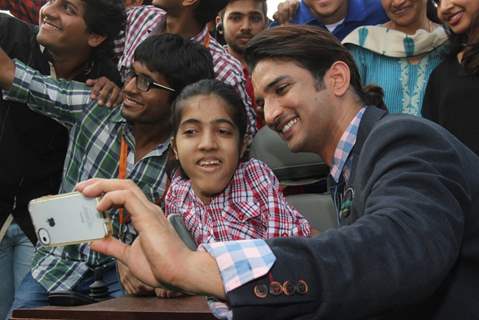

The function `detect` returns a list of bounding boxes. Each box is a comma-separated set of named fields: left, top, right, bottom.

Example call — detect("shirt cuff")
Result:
left=200, top=239, right=276, bottom=293
left=2, top=59, right=34, bottom=104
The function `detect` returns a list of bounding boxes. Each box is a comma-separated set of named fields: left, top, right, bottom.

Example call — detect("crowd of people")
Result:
left=0, top=0, right=478, bottom=319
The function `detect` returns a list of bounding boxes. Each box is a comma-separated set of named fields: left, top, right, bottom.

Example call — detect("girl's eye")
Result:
left=218, top=128, right=233, bottom=135
left=183, top=128, right=197, bottom=136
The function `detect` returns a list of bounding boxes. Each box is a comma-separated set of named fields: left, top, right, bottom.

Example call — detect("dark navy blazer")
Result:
left=227, top=107, right=479, bottom=319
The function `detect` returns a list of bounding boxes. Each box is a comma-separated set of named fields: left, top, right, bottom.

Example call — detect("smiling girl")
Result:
left=422, top=0, right=479, bottom=155
left=165, top=79, right=311, bottom=246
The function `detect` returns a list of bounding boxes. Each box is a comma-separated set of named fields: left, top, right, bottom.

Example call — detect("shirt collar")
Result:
left=191, top=25, right=209, bottom=43
left=330, top=107, right=366, bottom=183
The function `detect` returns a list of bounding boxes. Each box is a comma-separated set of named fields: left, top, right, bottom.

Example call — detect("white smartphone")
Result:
left=29, top=192, right=111, bottom=247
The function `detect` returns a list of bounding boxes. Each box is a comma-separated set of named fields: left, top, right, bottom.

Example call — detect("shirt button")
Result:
left=269, top=281, right=283, bottom=296
left=253, top=284, right=268, bottom=298
left=296, top=280, right=309, bottom=295
left=282, top=280, right=295, bottom=296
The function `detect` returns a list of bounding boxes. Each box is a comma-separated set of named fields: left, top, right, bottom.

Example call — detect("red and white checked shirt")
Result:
left=1, top=0, right=46, bottom=24
left=114, top=6, right=256, bottom=136
left=165, top=159, right=311, bottom=245
left=114, top=5, right=165, bottom=79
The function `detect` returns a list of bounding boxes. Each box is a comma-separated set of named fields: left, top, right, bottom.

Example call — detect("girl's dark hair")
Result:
left=443, top=9, right=479, bottom=75
left=134, top=34, right=215, bottom=100
left=82, top=0, right=126, bottom=63
left=170, top=79, right=247, bottom=142
left=244, top=25, right=385, bottom=108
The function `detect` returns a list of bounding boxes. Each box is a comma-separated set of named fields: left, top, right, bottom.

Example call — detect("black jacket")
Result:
left=0, top=14, right=121, bottom=242
left=228, top=107, right=479, bottom=319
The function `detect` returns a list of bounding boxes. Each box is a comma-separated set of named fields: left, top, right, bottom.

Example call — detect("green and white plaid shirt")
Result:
left=4, top=59, right=169, bottom=292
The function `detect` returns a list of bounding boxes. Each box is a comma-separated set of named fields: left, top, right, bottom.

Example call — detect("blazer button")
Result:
left=253, top=284, right=268, bottom=298
left=269, top=281, right=283, bottom=296
left=282, top=280, right=295, bottom=296
left=296, top=280, right=309, bottom=295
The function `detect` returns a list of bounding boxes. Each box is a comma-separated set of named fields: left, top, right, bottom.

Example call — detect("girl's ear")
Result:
left=239, top=135, right=251, bottom=159
left=171, top=137, right=179, bottom=160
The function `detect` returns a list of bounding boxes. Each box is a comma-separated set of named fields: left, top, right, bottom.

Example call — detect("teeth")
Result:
left=282, top=118, right=298, bottom=133
left=199, top=160, right=220, bottom=166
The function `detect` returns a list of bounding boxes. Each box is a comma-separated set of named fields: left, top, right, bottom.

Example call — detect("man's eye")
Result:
left=229, top=15, right=242, bottom=22
left=276, top=84, right=289, bottom=96
left=63, top=4, right=76, bottom=14
left=251, top=15, right=263, bottom=23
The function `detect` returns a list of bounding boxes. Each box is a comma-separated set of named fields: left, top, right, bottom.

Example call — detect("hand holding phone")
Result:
left=29, top=192, right=111, bottom=247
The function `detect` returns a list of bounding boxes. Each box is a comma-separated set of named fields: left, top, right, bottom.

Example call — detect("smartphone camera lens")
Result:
left=38, top=228, right=51, bottom=245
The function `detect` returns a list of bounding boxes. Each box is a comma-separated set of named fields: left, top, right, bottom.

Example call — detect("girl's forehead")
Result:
left=180, top=94, right=235, bottom=123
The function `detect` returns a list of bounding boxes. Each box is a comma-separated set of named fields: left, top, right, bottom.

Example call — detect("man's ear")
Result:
left=87, top=33, right=107, bottom=49
left=325, top=61, right=351, bottom=97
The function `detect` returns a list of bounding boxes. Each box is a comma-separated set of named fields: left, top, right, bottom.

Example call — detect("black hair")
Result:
left=133, top=33, right=215, bottom=100
left=194, top=0, right=228, bottom=26
left=171, top=79, right=247, bottom=142
left=219, top=0, right=268, bottom=19
left=245, top=25, right=385, bottom=108
left=82, top=0, right=126, bottom=62
left=443, top=17, right=479, bottom=75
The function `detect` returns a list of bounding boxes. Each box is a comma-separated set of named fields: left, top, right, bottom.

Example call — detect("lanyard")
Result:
left=118, top=135, right=128, bottom=226
left=203, top=32, right=210, bottom=49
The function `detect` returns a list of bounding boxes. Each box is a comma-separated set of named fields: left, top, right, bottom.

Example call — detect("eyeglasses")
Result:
left=125, top=70, right=176, bottom=93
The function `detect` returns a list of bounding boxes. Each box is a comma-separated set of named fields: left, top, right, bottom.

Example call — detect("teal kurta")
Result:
left=343, top=25, right=448, bottom=116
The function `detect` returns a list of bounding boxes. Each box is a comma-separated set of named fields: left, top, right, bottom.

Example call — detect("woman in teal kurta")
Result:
left=342, top=0, right=448, bottom=116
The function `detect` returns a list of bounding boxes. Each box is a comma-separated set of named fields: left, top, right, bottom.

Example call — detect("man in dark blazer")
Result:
left=76, top=25, right=479, bottom=320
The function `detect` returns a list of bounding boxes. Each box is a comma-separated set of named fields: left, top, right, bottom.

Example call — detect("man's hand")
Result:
left=272, top=0, right=300, bottom=25
left=86, top=77, right=123, bottom=107
left=0, top=47, right=15, bottom=90
left=117, top=261, right=155, bottom=296
left=76, top=178, right=226, bottom=299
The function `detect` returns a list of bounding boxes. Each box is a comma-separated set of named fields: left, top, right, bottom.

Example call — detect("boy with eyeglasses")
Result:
left=0, top=33, right=215, bottom=311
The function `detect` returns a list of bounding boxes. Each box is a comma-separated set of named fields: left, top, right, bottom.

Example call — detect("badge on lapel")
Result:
left=339, top=187, right=354, bottom=221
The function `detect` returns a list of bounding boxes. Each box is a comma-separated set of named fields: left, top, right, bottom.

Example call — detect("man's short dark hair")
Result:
left=193, top=0, right=228, bottom=26
left=245, top=25, right=385, bottom=108
left=220, top=0, right=268, bottom=20
left=82, top=0, right=126, bottom=61
left=133, top=33, right=215, bottom=100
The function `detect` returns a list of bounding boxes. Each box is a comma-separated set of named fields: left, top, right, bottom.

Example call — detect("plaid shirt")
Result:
left=4, top=59, right=169, bottom=292
left=166, top=159, right=310, bottom=245
left=1, top=0, right=45, bottom=24
left=114, top=5, right=165, bottom=79
left=199, top=108, right=367, bottom=303
left=114, top=6, right=256, bottom=136
left=330, top=107, right=366, bottom=183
